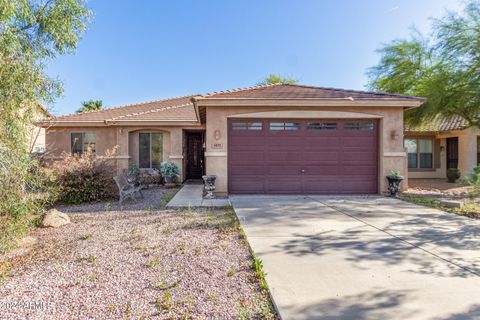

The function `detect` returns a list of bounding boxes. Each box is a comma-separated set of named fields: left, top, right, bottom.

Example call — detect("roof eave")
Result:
left=39, top=119, right=200, bottom=127
left=193, top=97, right=426, bottom=108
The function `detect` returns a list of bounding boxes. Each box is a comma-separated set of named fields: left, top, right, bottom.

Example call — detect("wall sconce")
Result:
left=391, top=130, right=400, bottom=140
left=214, top=130, right=221, bottom=140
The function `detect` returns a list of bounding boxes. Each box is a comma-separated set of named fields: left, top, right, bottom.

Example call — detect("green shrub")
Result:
left=464, top=165, right=480, bottom=196
left=54, top=149, right=116, bottom=204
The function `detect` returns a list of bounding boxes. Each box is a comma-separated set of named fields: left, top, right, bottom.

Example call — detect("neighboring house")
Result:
left=404, top=115, right=480, bottom=179
left=39, top=84, right=425, bottom=195
left=29, top=104, right=51, bottom=153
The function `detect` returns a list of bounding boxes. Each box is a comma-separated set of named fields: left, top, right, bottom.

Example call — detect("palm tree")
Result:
left=257, top=74, right=298, bottom=86
left=76, top=100, right=103, bottom=113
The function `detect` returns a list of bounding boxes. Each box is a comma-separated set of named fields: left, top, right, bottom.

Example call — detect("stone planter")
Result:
left=447, top=168, right=460, bottom=183
left=386, top=175, right=404, bottom=197
left=202, top=175, right=217, bottom=199
left=164, top=176, right=176, bottom=188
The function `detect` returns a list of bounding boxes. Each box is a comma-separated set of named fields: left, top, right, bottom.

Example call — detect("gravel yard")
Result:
left=0, top=188, right=276, bottom=319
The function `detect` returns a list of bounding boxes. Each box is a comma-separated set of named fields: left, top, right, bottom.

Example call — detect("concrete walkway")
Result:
left=166, top=184, right=230, bottom=208
left=231, top=195, right=480, bottom=320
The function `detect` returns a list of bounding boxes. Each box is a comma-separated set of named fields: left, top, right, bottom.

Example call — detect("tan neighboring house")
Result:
left=29, top=104, right=51, bottom=154
left=39, top=84, right=425, bottom=195
left=404, top=115, right=480, bottom=179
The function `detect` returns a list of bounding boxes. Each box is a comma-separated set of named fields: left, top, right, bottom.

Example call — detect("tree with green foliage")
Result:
left=367, top=0, right=480, bottom=128
left=76, top=100, right=103, bottom=113
left=257, top=74, right=298, bottom=86
left=0, top=0, right=91, bottom=253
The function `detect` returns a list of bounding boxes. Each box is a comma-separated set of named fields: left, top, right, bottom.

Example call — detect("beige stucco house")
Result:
left=40, top=84, right=425, bottom=195
left=404, top=115, right=480, bottom=179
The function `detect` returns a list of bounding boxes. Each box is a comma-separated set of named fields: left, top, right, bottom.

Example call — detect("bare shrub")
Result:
left=53, top=149, right=117, bottom=204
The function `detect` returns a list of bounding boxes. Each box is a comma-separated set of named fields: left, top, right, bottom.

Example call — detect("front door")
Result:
left=447, top=137, right=459, bottom=169
left=186, top=132, right=204, bottom=179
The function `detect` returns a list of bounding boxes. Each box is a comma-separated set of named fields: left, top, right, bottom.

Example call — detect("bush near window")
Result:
left=53, top=149, right=116, bottom=204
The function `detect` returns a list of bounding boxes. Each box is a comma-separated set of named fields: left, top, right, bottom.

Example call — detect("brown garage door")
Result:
left=228, top=119, right=378, bottom=194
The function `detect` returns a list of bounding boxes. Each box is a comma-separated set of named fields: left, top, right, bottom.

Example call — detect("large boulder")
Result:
left=41, top=209, right=71, bottom=228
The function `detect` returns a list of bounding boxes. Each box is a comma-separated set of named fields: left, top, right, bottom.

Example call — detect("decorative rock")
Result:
left=16, top=236, right=37, bottom=248
left=41, top=209, right=71, bottom=228
left=440, top=200, right=463, bottom=209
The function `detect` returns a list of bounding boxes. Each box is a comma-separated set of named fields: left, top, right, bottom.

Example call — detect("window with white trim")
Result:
left=405, top=138, right=433, bottom=169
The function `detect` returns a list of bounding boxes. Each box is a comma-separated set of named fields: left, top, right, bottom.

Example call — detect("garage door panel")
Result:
left=303, top=178, right=341, bottom=193
left=342, top=151, right=377, bottom=161
left=342, top=137, right=376, bottom=148
left=230, top=151, right=265, bottom=162
left=303, top=137, right=341, bottom=148
left=266, top=151, right=303, bottom=161
left=304, top=151, right=340, bottom=161
left=266, top=165, right=304, bottom=175
left=230, top=138, right=266, bottom=147
left=266, top=178, right=302, bottom=193
left=303, top=166, right=341, bottom=175
left=265, top=137, right=305, bottom=147
left=341, top=165, right=377, bottom=175
left=230, top=165, right=265, bottom=176
left=228, top=119, right=378, bottom=194
left=342, top=179, right=377, bottom=193
left=230, top=178, right=265, bottom=193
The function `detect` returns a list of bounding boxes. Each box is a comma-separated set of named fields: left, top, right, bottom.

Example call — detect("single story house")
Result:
left=404, top=114, right=480, bottom=179
left=40, top=84, right=425, bottom=195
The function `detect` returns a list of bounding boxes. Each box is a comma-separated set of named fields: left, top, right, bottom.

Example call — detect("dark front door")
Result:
left=228, top=119, right=378, bottom=194
left=447, top=137, right=459, bottom=169
left=186, top=132, right=204, bottom=179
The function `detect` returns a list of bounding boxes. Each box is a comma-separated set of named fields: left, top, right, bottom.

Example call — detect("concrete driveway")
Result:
left=230, top=195, right=480, bottom=320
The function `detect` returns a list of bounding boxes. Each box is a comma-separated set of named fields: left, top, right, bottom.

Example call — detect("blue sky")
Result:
left=46, top=0, right=463, bottom=115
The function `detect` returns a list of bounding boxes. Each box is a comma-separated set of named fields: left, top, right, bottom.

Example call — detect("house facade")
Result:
left=404, top=115, right=480, bottom=179
left=40, top=84, right=425, bottom=195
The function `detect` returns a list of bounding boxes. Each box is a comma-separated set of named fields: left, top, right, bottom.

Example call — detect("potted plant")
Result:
left=202, top=175, right=217, bottom=199
left=160, top=161, right=179, bottom=187
left=447, top=168, right=460, bottom=183
left=386, top=170, right=404, bottom=197
left=127, top=163, right=140, bottom=187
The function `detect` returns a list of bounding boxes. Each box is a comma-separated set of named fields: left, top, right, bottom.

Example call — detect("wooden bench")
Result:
left=113, top=174, right=144, bottom=205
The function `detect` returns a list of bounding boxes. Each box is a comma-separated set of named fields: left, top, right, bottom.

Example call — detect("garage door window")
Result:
left=270, top=122, right=300, bottom=131
left=344, top=122, right=375, bottom=131
left=307, top=122, right=337, bottom=131
left=232, top=122, right=262, bottom=130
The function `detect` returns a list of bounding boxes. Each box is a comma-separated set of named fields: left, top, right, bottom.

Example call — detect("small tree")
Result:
left=77, top=100, right=103, bottom=113
left=0, top=0, right=91, bottom=253
left=257, top=74, right=298, bottom=86
left=367, top=1, right=480, bottom=128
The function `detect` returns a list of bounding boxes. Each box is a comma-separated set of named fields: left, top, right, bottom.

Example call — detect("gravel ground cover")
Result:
left=0, top=188, right=276, bottom=319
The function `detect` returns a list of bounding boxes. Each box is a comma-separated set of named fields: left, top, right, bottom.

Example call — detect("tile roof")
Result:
left=50, top=95, right=197, bottom=122
left=45, top=84, right=425, bottom=125
left=405, top=114, right=469, bottom=132
left=198, top=83, right=426, bottom=101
